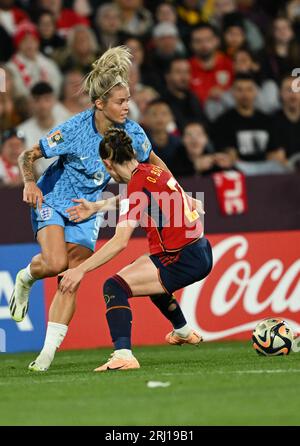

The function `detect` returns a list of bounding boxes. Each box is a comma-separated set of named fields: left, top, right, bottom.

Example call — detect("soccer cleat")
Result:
left=165, top=329, right=203, bottom=346
left=28, top=361, right=49, bottom=372
left=9, top=269, right=32, bottom=322
left=28, top=352, right=53, bottom=372
left=94, top=353, right=140, bottom=372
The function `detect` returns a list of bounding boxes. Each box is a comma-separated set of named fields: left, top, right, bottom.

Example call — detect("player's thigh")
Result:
left=67, top=243, right=93, bottom=268
left=36, top=225, right=68, bottom=271
left=118, top=255, right=165, bottom=296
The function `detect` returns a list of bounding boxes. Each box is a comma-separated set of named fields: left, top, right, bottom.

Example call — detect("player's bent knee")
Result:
left=103, top=275, right=132, bottom=309
left=44, top=257, right=68, bottom=276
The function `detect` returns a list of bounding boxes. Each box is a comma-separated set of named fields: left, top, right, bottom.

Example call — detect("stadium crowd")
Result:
left=1, top=0, right=300, bottom=187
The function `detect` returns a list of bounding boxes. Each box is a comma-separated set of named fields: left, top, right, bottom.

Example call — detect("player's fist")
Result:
left=23, top=181, right=43, bottom=209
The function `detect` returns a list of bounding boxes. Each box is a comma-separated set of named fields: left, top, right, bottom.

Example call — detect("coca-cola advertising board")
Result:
left=42, top=231, right=300, bottom=350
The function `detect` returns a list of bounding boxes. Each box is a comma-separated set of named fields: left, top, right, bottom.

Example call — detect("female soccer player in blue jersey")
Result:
left=59, top=128, right=212, bottom=371
left=11, top=46, right=187, bottom=372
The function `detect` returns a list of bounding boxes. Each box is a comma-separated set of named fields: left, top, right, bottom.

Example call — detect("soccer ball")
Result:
left=252, top=318, right=294, bottom=356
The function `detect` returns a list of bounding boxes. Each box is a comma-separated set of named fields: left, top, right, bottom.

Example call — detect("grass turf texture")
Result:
left=1, top=341, right=300, bottom=426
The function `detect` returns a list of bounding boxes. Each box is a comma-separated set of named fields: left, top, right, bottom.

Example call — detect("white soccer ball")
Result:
left=252, top=318, right=294, bottom=356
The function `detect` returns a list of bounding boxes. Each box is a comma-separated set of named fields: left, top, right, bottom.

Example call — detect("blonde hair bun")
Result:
left=85, top=46, right=132, bottom=102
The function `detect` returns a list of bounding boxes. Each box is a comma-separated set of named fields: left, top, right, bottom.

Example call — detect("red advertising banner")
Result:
left=44, top=231, right=300, bottom=349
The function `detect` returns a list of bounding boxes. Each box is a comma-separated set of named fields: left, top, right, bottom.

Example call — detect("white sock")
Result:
left=114, top=349, right=133, bottom=359
left=37, top=322, right=68, bottom=365
left=22, top=264, right=36, bottom=286
left=174, top=324, right=191, bottom=338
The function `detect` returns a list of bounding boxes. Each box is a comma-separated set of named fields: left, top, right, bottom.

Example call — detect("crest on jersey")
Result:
left=39, top=207, right=53, bottom=221
left=47, top=130, right=64, bottom=148
left=142, top=139, right=150, bottom=153
left=216, top=70, right=230, bottom=86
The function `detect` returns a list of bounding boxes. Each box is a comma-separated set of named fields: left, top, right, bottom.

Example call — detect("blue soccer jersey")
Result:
left=38, top=109, right=152, bottom=218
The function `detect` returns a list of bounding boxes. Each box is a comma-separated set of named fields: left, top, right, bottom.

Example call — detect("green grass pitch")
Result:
left=1, top=341, right=300, bottom=426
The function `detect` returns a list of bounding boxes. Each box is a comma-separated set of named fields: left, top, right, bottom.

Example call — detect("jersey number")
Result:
left=167, top=177, right=199, bottom=223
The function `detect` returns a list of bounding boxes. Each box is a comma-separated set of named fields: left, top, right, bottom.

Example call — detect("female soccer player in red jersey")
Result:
left=60, top=128, right=213, bottom=371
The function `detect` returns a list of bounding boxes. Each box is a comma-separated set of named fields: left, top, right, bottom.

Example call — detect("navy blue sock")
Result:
left=103, top=275, right=132, bottom=350
left=150, top=294, right=187, bottom=329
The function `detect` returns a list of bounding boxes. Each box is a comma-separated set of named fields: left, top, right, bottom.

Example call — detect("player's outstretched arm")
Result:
left=18, top=144, right=44, bottom=209
left=59, top=220, right=136, bottom=293
left=65, top=195, right=121, bottom=223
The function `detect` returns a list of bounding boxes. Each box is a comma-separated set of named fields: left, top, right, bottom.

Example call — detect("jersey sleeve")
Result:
left=39, top=119, right=76, bottom=159
left=129, top=122, right=152, bottom=162
left=118, top=172, right=148, bottom=225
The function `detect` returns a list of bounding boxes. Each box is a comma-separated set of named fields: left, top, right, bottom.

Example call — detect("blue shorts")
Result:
left=31, top=204, right=103, bottom=252
left=150, top=237, right=213, bottom=295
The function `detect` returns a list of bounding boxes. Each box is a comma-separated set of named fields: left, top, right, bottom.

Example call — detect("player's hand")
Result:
left=66, top=198, right=97, bottom=222
left=59, top=267, right=85, bottom=294
left=23, top=181, right=43, bottom=209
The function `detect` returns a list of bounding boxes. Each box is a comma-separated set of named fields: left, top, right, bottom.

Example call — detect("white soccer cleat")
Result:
left=9, top=269, right=32, bottom=322
left=28, top=353, right=53, bottom=372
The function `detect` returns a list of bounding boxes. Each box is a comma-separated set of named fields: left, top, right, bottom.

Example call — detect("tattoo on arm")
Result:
left=18, top=145, right=43, bottom=183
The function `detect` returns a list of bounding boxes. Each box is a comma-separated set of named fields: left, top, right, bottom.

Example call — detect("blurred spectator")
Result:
left=155, top=2, right=177, bottom=26
left=162, top=56, right=206, bottom=132
left=30, top=0, right=89, bottom=37
left=263, top=16, right=300, bottom=84
left=189, top=23, right=234, bottom=105
left=133, top=85, right=159, bottom=125
left=61, top=69, right=90, bottom=115
left=115, top=0, right=153, bottom=37
left=205, top=48, right=280, bottom=120
left=0, top=65, right=28, bottom=131
left=36, top=9, right=66, bottom=58
left=0, top=0, right=28, bottom=35
left=55, top=24, right=98, bottom=74
left=212, top=73, right=272, bottom=164
left=174, top=0, right=203, bottom=47
left=6, top=21, right=63, bottom=97
left=287, top=0, right=300, bottom=23
left=237, top=0, right=271, bottom=31
left=148, top=22, right=186, bottom=91
left=0, top=0, right=29, bottom=61
left=169, top=121, right=218, bottom=177
left=210, top=0, right=264, bottom=51
left=222, top=12, right=247, bottom=57
left=124, top=36, right=162, bottom=90
left=17, top=82, right=70, bottom=177
left=0, top=127, right=24, bottom=186
left=267, top=75, right=300, bottom=170
left=93, top=3, right=122, bottom=54
left=143, top=99, right=181, bottom=164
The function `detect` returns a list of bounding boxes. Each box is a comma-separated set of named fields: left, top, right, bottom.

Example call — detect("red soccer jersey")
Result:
left=189, top=52, right=234, bottom=104
left=118, top=164, right=203, bottom=255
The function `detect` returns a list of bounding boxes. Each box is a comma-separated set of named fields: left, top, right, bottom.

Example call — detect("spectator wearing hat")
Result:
left=189, top=23, right=234, bottom=106
left=6, top=21, right=63, bottom=97
left=148, top=22, right=186, bottom=92
left=17, top=81, right=70, bottom=178
left=0, top=127, right=25, bottom=186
